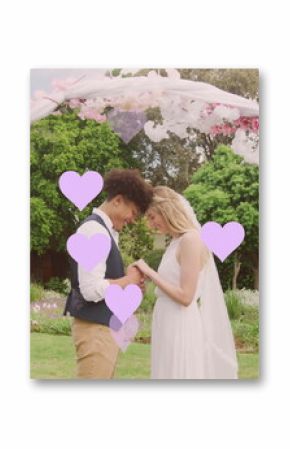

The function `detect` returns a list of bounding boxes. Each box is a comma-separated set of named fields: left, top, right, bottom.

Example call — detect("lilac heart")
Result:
left=59, top=171, right=103, bottom=210
left=201, top=221, right=245, bottom=262
left=109, top=314, right=123, bottom=332
left=109, top=314, right=140, bottom=352
left=107, top=110, right=146, bottom=144
left=105, top=284, right=143, bottom=324
left=66, top=232, right=111, bottom=271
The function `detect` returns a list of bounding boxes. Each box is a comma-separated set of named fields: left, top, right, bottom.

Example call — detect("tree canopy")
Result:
left=30, top=110, right=135, bottom=255
left=184, top=145, right=259, bottom=289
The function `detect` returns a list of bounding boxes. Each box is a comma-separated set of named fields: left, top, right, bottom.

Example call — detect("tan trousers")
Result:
left=71, top=318, right=119, bottom=379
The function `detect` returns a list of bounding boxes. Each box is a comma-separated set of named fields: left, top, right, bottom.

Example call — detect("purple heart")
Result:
left=59, top=171, right=103, bottom=210
left=109, top=314, right=140, bottom=352
left=107, top=110, right=146, bottom=144
left=66, top=232, right=111, bottom=271
left=105, top=284, right=143, bottom=324
left=201, top=221, right=245, bottom=262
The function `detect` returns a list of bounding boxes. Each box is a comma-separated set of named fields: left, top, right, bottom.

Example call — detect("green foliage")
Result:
left=30, top=283, right=44, bottom=302
left=130, top=69, right=259, bottom=100
left=232, top=321, right=259, bottom=353
left=30, top=198, right=58, bottom=255
left=121, top=252, right=135, bottom=270
left=30, top=110, right=135, bottom=255
left=119, top=217, right=154, bottom=263
left=44, top=277, right=70, bottom=295
left=30, top=281, right=258, bottom=353
left=224, top=290, right=259, bottom=352
left=179, top=68, right=259, bottom=100
left=144, top=249, right=164, bottom=271
left=31, top=293, right=71, bottom=335
left=184, top=145, right=259, bottom=289
left=225, top=290, right=248, bottom=320
left=31, top=315, right=72, bottom=336
left=139, top=282, right=156, bottom=313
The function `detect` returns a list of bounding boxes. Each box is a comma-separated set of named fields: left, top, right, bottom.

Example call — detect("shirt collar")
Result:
left=92, top=207, right=118, bottom=236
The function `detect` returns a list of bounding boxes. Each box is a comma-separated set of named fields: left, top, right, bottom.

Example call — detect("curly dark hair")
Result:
left=103, top=169, right=153, bottom=214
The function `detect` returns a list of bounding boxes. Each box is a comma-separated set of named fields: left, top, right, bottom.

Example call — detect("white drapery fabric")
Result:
left=31, top=71, right=259, bottom=164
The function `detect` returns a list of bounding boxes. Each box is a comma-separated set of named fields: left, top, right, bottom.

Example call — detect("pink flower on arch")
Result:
left=252, top=118, right=259, bottom=132
left=69, top=98, right=82, bottom=108
left=78, top=107, right=107, bottom=122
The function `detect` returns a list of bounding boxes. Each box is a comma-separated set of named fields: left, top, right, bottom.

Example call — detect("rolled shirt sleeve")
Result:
left=77, top=220, right=112, bottom=303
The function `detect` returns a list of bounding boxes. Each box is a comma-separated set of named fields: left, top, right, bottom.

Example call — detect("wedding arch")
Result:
left=31, top=69, right=259, bottom=164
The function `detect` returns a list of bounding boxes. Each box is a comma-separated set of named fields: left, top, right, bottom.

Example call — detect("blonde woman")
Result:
left=133, top=186, right=238, bottom=379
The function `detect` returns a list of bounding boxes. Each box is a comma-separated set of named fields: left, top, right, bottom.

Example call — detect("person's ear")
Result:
left=112, top=194, right=122, bottom=207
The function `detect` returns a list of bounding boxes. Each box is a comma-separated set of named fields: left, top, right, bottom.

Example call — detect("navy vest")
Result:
left=63, top=214, right=125, bottom=326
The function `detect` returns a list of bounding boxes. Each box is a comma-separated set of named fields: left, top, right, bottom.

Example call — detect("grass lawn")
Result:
left=31, top=333, right=259, bottom=380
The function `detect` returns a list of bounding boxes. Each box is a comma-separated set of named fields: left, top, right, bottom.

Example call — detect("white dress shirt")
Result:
left=77, top=208, right=120, bottom=302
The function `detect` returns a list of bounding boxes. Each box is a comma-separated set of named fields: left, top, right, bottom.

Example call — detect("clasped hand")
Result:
left=126, top=259, right=153, bottom=293
left=126, top=265, right=146, bottom=293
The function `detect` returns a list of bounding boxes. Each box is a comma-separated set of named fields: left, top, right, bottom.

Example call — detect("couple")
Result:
left=64, top=168, right=238, bottom=380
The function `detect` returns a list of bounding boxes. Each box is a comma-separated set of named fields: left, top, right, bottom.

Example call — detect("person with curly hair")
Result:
left=64, top=168, right=153, bottom=379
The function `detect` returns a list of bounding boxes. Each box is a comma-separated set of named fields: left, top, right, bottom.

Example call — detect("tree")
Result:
left=184, top=145, right=259, bottom=289
left=118, top=68, right=259, bottom=185
left=126, top=128, right=202, bottom=193
left=118, top=68, right=259, bottom=99
left=119, top=217, right=154, bottom=267
left=30, top=110, right=136, bottom=256
left=179, top=69, right=259, bottom=100
left=31, top=110, right=162, bottom=283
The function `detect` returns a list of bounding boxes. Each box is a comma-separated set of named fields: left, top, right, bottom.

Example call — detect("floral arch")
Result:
left=31, top=69, right=259, bottom=164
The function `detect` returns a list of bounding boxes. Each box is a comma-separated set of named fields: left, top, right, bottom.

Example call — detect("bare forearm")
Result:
left=148, top=269, right=190, bottom=306
left=108, top=275, right=135, bottom=288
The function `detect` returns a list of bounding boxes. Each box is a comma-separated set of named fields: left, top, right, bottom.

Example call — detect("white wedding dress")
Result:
left=151, top=235, right=238, bottom=380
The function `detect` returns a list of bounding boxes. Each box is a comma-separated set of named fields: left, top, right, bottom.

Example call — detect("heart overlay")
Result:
left=105, top=284, right=143, bottom=324
left=109, top=314, right=140, bottom=352
left=59, top=170, right=103, bottom=210
left=201, top=221, right=245, bottom=262
left=107, top=110, right=147, bottom=144
left=66, top=232, right=111, bottom=271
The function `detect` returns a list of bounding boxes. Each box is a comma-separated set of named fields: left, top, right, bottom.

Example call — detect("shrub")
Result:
left=44, top=277, right=70, bottom=295
left=30, top=283, right=44, bottom=302
left=225, top=290, right=245, bottom=320
left=31, top=315, right=72, bottom=336
left=31, top=295, right=71, bottom=335
left=139, top=281, right=156, bottom=313
left=144, top=249, right=164, bottom=271
left=231, top=320, right=259, bottom=352
left=119, top=217, right=154, bottom=262
left=225, top=289, right=259, bottom=320
left=236, top=289, right=259, bottom=306
left=121, top=252, right=135, bottom=270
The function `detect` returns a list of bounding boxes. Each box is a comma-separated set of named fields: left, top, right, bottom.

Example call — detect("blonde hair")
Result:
left=150, top=186, right=210, bottom=267
left=149, top=186, right=198, bottom=236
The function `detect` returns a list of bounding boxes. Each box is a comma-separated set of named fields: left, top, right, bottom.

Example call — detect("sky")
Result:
left=30, top=68, right=138, bottom=95
left=30, top=68, right=111, bottom=95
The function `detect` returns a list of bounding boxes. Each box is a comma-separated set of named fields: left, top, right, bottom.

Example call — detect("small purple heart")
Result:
left=59, top=171, right=103, bottom=210
left=109, top=314, right=123, bottom=332
left=109, top=314, right=140, bottom=352
left=201, top=221, right=245, bottom=262
left=67, top=232, right=111, bottom=271
left=105, top=284, right=143, bottom=324
left=107, top=110, right=147, bottom=144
